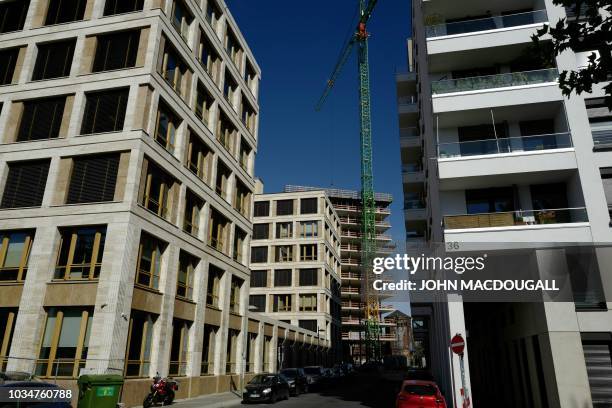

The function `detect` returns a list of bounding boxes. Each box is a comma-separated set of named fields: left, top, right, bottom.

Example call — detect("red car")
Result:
left=396, top=380, right=447, bottom=408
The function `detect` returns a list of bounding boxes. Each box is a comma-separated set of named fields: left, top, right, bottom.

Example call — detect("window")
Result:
left=0, top=47, right=19, bottom=85
left=250, top=246, right=268, bottom=263
left=81, top=88, right=129, bottom=134
left=230, top=276, right=243, bottom=313
left=104, top=0, right=143, bottom=16
left=0, top=0, right=29, bottom=33
left=216, top=111, right=236, bottom=154
left=140, top=160, right=174, bottom=219
left=17, top=96, right=66, bottom=141
left=276, top=222, right=292, bottom=239
left=275, top=245, right=293, bottom=263
left=250, top=270, right=267, bottom=288
left=205, top=0, right=221, bottom=30
left=276, top=200, right=293, bottom=216
left=160, top=43, right=188, bottom=94
left=224, top=27, right=242, bottom=69
left=93, top=30, right=140, bottom=72
left=274, top=269, right=291, bottom=287
left=246, top=332, right=256, bottom=373
left=215, top=160, right=231, bottom=199
left=208, top=209, right=229, bottom=253
left=176, top=251, right=198, bottom=300
left=171, top=0, right=193, bottom=41
left=45, top=0, right=86, bottom=25
left=299, top=221, right=318, bottom=238
left=195, top=83, right=213, bottom=126
left=240, top=96, right=256, bottom=133
left=273, top=294, right=291, bottom=312
left=183, top=190, right=203, bottom=237
left=154, top=101, right=181, bottom=153
left=226, top=328, right=239, bottom=374
left=32, top=39, right=76, bottom=80
left=201, top=324, right=217, bottom=375
left=299, top=294, right=317, bottom=312
left=0, top=308, right=17, bottom=371
left=299, top=268, right=318, bottom=286
left=198, top=31, right=221, bottom=84
left=244, top=61, right=256, bottom=92
left=252, top=224, right=269, bottom=240
left=135, top=232, right=165, bottom=290
left=0, top=230, right=33, bottom=282
left=1, top=160, right=50, bottom=209
left=239, top=140, right=251, bottom=171
left=301, top=198, right=318, bottom=214
left=55, top=226, right=106, bottom=280
left=36, top=307, right=92, bottom=378
left=67, top=154, right=120, bottom=204
left=206, top=265, right=223, bottom=308
left=185, top=132, right=212, bottom=183
left=300, top=244, right=317, bottom=261
left=169, top=319, right=190, bottom=376
left=298, top=320, right=317, bottom=332
left=233, top=228, right=246, bottom=263
left=124, top=311, right=155, bottom=377
left=465, top=187, right=515, bottom=214
left=223, top=70, right=237, bottom=107
left=254, top=201, right=269, bottom=217
left=249, top=295, right=265, bottom=312
left=234, top=181, right=251, bottom=217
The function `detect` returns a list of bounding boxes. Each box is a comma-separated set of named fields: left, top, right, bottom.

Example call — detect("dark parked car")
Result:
left=303, top=366, right=323, bottom=389
left=279, top=368, right=308, bottom=395
left=243, top=374, right=290, bottom=404
left=0, top=380, right=72, bottom=408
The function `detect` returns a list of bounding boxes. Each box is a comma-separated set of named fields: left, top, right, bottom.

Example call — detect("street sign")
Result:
left=450, top=334, right=465, bottom=355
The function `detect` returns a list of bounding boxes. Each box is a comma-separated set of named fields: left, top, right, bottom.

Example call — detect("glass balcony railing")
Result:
left=432, top=68, right=558, bottom=95
left=438, top=132, right=573, bottom=158
left=405, top=199, right=426, bottom=209
left=426, top=9, right=548, bottom=38
left=592, top=128, right=612, bottom=147
left=444, top=207, right=588, bottom=230
left=400, top=127, right=419, bottom=138
left=402, top=164, right=423, bottom=173
left=398, top=95, right=418, bottom=105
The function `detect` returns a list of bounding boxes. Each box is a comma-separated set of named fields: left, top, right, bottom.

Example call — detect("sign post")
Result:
left=450, top=334, right=471, bottom=408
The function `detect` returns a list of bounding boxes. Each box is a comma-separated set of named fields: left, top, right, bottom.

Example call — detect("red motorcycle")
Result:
left=143, top=375, right=178, bottom=407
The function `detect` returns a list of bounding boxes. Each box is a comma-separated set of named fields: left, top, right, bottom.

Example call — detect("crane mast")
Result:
left=316, top=0, right=381, bottom=362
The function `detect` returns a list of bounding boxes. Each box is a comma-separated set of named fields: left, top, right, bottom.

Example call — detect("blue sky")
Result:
left=226, top=0, right=412, bottom=244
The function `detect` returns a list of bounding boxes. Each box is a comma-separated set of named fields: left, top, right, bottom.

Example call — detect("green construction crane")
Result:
left=315, top=0, right=381, bottom=362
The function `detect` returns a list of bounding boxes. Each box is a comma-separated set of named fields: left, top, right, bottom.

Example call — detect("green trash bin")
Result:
left=77, top=374, right=124, bottom=408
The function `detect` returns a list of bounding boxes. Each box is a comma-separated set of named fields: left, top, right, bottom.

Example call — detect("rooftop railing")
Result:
left=426, top=9, right=548, bottom=38
left=438, top=132, right=573, bottom=158
left=443, top=207, right=588, bottom=230
left=432, top=68, right=558, bottom=95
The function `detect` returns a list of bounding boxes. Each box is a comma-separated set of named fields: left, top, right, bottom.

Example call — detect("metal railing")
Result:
left=398, top=95, right=418, bottom=105
left=443, top=207, right=588, bottom=230
left=438, top=132, right=573, bottom=158
left=592, top=128, right=612, bottom=147
left=432, top=68, right=558, bottom=95
left=426, top=9, right=548, bottom=37
left=402, top=163, right=423, bottom=173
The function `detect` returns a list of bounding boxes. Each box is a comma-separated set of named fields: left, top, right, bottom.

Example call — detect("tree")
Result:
left=532, top=0, right=612, bottom=109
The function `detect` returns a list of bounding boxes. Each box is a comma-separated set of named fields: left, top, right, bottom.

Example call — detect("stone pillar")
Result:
left=186, top=260, right=209, bottom=377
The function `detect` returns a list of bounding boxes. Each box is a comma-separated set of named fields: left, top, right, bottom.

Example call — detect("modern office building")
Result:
left=0, top=0, right=328, bottom=406
left=402, top=1, right=612, bottom=407
left=284, top=185, right=396, bottom=363
left=249, top=188, right=343, bottom=364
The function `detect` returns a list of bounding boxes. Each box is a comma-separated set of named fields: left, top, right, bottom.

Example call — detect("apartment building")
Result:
left=249, top=188, right=343, bottom=364
left=402, top=1, right=612, bottom=407
left=283, top=185, right=396, bottom=363
left=0, top=0, right=329, bottom=406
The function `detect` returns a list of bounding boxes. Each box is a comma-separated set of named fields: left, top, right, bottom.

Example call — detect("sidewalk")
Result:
left=169, top=391, right=242, bottom=408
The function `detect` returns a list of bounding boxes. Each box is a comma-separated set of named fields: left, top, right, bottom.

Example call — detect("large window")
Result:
left=195, top=83, right=213, bottom=126
left=299, top=294, right=317, bottom=312
left=300, top=244, right=317, bottom=261
left=250, top=246, right=268, bottom=263
left=223, top=70, right=237, bottom=107
left=55, top=226, right=106, bottom=280
left=0, top=230, right=33, bottom=282
left=233, top=228, right=246, bottom=264
left=276, top=222, right=292, bottom=239
left=205, top=0, right=222, bottom=31
left=215, top=160, right=231, bottom=199
left=0, top=0, right=29, bottom=33
left=250, top=270, right=267, bottom=288
left=104, top=0, right=143, bottom=16
left=276, top=200, right=293, bottom=216
left=169, top=318, right=190, bottom=376
left=465, top=187, right=514, bottom=214
left=81, top=88, right=129, bottom=134
left=274, top=269, right=291, bottom=287
left=155, top=101, right=181, bottom=154
left=17, top=96, right=67, bottom=141
left=0, top=309, right=17, bottom=371
left=239, top=140, right=251, bottom=172
left=299, top=268, right=318, bottom=286
left=160, top=43, right=188, bottom=95
left=275, top=245, right=293, bottom=263
left=93, top=30, right=140, bottom=72
left=234, top=181, right=251, bottom=217
left=140, top=160, right=174, bottom=219
left=299, top=221, right=319, bottom=238
left=299, top=320, right=317, bottom=332
left=176, top=251, right=198, bottom=300
left=198, top=31, right=220, bottom=84
left=171, top=0, right=193, bottom=41
left=201, top=324, right=217, bottom=375
left=273, top=294, right=291, bottom=312
left=216, top=111, right=236, bottom=154
left=185, top=132, right=212, bottom=183
left=249, top=295, right=266, bottom=312
left=301, top=198, right=318, bottom=214
left=67, top=154, right=120, bottom=204
left=124, top=310, right=155, bottom=378
left=36, top=307, right=92, bottom=378
left=183, top=190, right=203, bottom=237
left=45, top=0, right=86, bottom=25
left=206, top=265, right=223, bottom=308
left=208, top=209, right=229, bottom=253
left=240, top=96, right=256, bottom=133
left=226, top=329, right=239, bottom=374
left=224, top=27, right=242, bottom=69
left=135, top=233, right=166, bottom=290
left=0, top=47, right=19, bottom=85
left=1, top=160, right=50, bottom=209
left=230, top=276, right=243, bottom=314
left=252, top=224, right=269, bottom=240
left=253, top=201, right=269, bottom=217
left=32, top=39, right=76, bottom=80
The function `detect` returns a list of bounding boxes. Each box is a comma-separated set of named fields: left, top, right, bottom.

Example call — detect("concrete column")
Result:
left=41, top=157, right=61, bottom=208
left=123, top=149, right=145, bottom=206
left=269, top=326, right=278, bottom=373
left=254, top=322, right=264, bottom=373
left=176, top=184, right=187, bottom=230
left=86, top=221, right=140, bottom=374
left=70, top=35, right=87, bottom=78
left=213, top=269, right=231, bottom=375
left=67, top=92, right=86, bottom=138
left=186, top=260, right=209, bottom=377
left=594, top=246, right=612, bottom=307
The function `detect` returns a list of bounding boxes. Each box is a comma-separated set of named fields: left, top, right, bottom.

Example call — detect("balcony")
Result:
left=396, top=71, right=417, bottom=82
left=444, top=208, right=588, bottom=229
left=341, top=272, right=362, bottom=280
left=402, top=164, right=425, bottom=184
left=592, top=128, right=612, bottom=150
left=432, top=69, right=558, bottom=95
left=398, top=95, right=418, bottom=115
left=426, top=10, right=548, bottom=38
left=400, top=127, right=421, bottom=149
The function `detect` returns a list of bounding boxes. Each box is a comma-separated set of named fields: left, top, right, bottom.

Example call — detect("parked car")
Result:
left=332, top=364, right=346, bottom=378
left=303, top=366, right=324, bottom=389
left=279, top=368, right=308, bottom=395
left=0, top=380, right=72, bottom=408
left=243, top=374, right=290, bottom=404
left=396, top=380, right=446, bottom=408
